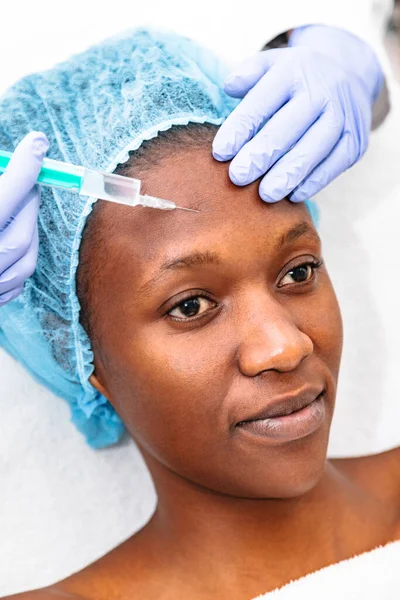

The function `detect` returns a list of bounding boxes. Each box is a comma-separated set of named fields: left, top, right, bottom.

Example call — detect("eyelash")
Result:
left=166, top=291, right=216, bottom=323
left=277, top=258, right=323, bottom=288
left=165, top=258, right=324, bottom=323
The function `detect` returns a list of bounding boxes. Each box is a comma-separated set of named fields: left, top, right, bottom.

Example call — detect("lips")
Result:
left=235, top=386, right=325, bottom=426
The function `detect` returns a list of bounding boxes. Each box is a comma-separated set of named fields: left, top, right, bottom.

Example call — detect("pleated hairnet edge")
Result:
left=68, top=114, right=226, bottom=448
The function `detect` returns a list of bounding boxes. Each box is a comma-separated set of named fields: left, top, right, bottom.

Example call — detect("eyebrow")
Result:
left=277, top=221, right=321, bottom=249
left=159, top=251, right=221, bottom=272
left=138, top=221, right=320, bottom=298
left=137, top=251, right=220, bottom=299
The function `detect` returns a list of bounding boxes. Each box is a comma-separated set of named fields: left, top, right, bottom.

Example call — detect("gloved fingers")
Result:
left=344, top=84, right=371, bottom=160
left=0, top=186, right=40, bottom=275
left=228, top=93, right=321, bottom=186
left=0, top=131, right=49, bottom=227
left=223, top=49, right=282, bottom=98
left=258, top=110, right=343, bottom=202
left=289, top=130, right=355, bottom=202
left=0, top=284, right=24, bottom=306
left=213, top=61, right=291, bottom=161
left=289, top=90, right=371, bottom=203
left=0, top=225, right=39, bottom=296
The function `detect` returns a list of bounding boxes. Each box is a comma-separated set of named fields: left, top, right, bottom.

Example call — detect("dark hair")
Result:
left=76, top=122, right=218, bottom=348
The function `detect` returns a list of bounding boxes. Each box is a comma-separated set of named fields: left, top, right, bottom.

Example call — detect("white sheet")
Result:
left=252, top=540, right=400, bottom=599
left=0, top=1, right=399, bottom=595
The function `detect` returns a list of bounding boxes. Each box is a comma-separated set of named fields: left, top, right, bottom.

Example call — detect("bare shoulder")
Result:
left=1, top=586, right=88, bottom=600
left=48, top=528, right=171, bottom=600
left=332, top=445, right=400, bottom=509
left=2, top=529, right=150, bottom=600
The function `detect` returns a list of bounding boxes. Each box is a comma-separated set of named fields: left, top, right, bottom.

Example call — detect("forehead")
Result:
left=96, top=146, right=314, bottom=279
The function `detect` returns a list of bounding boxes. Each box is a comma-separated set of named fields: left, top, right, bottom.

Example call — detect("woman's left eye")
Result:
left=168, top=296, right=216, bottom=320
left=279, top=260, right=323, bottom=287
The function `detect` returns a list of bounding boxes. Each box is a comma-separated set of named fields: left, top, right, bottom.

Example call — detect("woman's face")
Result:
left=87, top=144, right=343, bottom=499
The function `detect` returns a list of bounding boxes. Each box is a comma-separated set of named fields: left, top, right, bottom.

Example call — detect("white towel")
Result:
left=252, top=540, right=400, bottom=599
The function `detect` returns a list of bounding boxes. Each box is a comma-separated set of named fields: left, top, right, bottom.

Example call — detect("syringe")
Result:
left=0, top=150, right=198, bottom=212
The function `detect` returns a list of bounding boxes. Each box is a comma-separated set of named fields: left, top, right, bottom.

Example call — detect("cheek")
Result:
left=103, top=324, right=233, bottom=458
left=300, top=279, right=343, bottom=375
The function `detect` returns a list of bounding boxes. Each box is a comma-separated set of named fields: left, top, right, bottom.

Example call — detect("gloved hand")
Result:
left=0, top=131, right=49, bottom=306
left=212, top=25, right=384, bottom=203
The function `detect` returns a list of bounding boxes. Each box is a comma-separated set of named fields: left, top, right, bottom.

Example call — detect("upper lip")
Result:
left=235, top=386, right=325, bottom=424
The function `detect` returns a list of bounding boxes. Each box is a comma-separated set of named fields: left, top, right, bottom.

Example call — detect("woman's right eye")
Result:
left=168, top=296, right=216, bottom=320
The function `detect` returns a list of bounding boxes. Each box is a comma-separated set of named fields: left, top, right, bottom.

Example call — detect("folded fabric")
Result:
left=252, top=540, right=400, bottom=599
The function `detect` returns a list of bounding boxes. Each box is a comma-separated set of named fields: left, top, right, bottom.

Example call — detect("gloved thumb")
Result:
left=224, top=49, right=280, bottom=98
left=0, top=131, right=49, bottom=226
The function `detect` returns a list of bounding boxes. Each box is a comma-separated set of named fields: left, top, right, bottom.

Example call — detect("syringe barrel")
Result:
left=80, top=169, right=142, bottom=206
left=39, top=158, right=84, bottom=190
left=0, top=151, right=84, bottom=192
left=0, top=148, right=145, bottom=207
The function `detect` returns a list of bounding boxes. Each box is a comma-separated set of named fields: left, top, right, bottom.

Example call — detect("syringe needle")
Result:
left=174, top=206, right=200, bottom=213
left=139, top=194, right=199, bottom=212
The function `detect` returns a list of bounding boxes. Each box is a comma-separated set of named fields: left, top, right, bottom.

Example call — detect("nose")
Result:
left=237, top=298, right=313, bottom=376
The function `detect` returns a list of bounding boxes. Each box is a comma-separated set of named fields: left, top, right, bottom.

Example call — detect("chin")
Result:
left=218, top=429, right=331, bottom=500
left=230, top=467, right=326, bottom=500
left=196, top=451, right=327, bottom=500
left=263, top=468, right=326, bottom=499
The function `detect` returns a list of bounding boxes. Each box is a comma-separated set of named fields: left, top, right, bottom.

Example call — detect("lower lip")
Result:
left=236, top=393, right=326, bottom=442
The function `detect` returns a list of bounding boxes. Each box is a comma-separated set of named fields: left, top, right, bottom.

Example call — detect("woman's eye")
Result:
left=279, top=261, right=322, bottom=287
left=168, top=296, right=216, bottom=320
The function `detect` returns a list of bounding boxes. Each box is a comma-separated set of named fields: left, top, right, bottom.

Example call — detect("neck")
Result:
left=137, top=453, right=367, bottom=595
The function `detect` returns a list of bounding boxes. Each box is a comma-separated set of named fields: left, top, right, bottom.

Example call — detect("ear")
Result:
left=89, top=372, right=110, bottom=400
left=88, top=351, right=117, bottom=409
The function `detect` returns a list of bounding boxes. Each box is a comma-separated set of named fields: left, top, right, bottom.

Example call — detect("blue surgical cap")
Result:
left=0, top=28, right=319, bottom=449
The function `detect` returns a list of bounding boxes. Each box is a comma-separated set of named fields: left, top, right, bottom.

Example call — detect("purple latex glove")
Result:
left=0, top=131, right=49, bottom=306
left=212, top=25, right=383, bottom=202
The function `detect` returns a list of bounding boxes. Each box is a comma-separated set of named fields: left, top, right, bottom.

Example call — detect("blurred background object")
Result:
left=385, top=0, right=400, bottom=79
